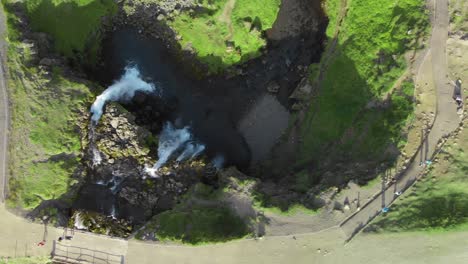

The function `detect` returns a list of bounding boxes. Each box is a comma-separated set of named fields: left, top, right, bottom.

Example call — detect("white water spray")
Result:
left=211, top=154, right=225, bottom=170
left=90, top=66, right=157, bottom=123
left=92, top=148, right=102, bottom=166
left=110, top=204, right=117, bottom=219
left=176, top=142, right=206, bottom=162
left=145, top=122, right=206, bottom=177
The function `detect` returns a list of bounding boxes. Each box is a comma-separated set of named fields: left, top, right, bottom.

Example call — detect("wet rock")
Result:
left=70, top=210, right=133, bottom=237
left=157, top=14, right=165, bottom=21
left=110, top=119, right=119, bottom=129
left=290, top=77, right=313, bottom=100
left=39, top=58, right=60, bottom=67
left=267, top=81, right=280, bottom=93
left=30, top=32, right=52, bottom=57
left=95, top=103, right=151, bottom=162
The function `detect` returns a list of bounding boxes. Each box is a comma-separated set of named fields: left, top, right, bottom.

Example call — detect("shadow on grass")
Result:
left=18, top=0, right=116, bottom=65
left=254, top=37, right=416, bottom=211
left=366, top=191, right=468, bottom=232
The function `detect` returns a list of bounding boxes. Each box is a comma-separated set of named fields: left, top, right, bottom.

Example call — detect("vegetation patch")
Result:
left=252, top=189, right=319, bottom=216
left=23, top=0, right=117, bottom=62
left=3, top=7, right=93, bottom=209
left=366, top=127, right=468, bottom=232
left=149, top=206, right=248, bottom=244
left=169, top=0, right=280, bottom=73
left=449, top=0, right=468, bottom=32
left=69, top=210, right=133, bottom=237
left=137, top=183, right=250, bottom=244
left=298, top=0, right=428, bottom=165
left=0, top=256, right=52, bottom=264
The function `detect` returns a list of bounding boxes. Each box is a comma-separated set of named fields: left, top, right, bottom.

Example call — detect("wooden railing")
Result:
left=52, top=240, right=124, bottom=264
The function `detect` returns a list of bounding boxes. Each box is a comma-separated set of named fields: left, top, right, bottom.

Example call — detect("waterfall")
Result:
left=88, top=65, right=157, bottom=167
left=90, top=66, right=157, bottom=123
left=145, top=122, right=206, bottom=177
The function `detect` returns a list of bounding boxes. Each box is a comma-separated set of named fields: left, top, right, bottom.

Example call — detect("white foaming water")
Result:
left=73, top=211, right=87, bottom=230
left=211, top=154, right=225, bottom=170
left=92, top=148, right=102, bottom=166
left=90, top=66, right=157, bottom=123
left=110, top=204, right=117, bottom=219
left=154, top=122, right=191, bottom=169
left=110, top=176, right=123, bottom=194
left=145, top=122, right=206, bottom=177
left=95, top=180, right=105, bottom=185
left=176, top=142, right=206, bottom=162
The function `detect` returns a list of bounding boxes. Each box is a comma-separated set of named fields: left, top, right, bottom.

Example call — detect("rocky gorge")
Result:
left=6, top=0, right=329, bottom=240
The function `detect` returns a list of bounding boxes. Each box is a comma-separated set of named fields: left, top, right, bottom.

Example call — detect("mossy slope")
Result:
left=299, top=0, right=428, bottom=166
left=3, top=5, right=93, bottom=209
left=24, top=0, right=117, bottom=62
left=169, top=0, right=280, bottom=73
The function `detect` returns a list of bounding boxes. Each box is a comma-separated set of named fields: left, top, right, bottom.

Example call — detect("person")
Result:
left=37, top=240, right=45, bottom=246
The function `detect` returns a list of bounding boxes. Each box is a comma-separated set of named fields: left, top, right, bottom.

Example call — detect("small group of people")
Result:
left=58, top=227, right=75, bottom=242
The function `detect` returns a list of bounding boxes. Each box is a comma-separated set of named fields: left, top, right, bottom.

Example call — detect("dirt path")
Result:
left=3, top=201, right=468, bottom=264
left=0, top=2, right=9, bottom=202
left=219, top=0, right=236, bottom=40
left=340, top=0, right=461, bottom=240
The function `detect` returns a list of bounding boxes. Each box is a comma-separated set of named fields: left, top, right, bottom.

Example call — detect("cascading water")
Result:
left=110, top=204, right=117, bottom=219
left=88, top=122, right=103, bottom=166
left=176, top=142, right=206, bottom=162
left=211, top=154, right=225, bottom=170
left=145, top=122, right=206, bottom=177
left=92, top=148, right=103, bottom=166
left=90, top=66, right=157, bottom=123
left=88, top=65, right=219, bottom=177
left=88, top=66, right=158, bottom=166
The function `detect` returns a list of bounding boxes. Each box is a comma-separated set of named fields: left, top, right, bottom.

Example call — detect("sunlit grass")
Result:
left=2, top=6, right=92, bottom=209
left=170, top=0, right=280, bottom=73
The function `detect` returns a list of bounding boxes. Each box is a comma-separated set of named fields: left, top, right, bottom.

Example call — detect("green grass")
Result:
left=137, top=204, right=249, bottom=244
left=299, top=0, right=427, bottom=164
left=23, top=0, right=117, bottom=62
left=254, top=201, right=319, bottom=216
left=136, top=183, right=250, bottom=244
left=449, top=0, right=468, bottom=32
left=10, top=158, right=79, bottom=209
left=252, top=189, right=319, bottom=216
left=323, top=0, right=342, bottom=37
left=0, top=256, right=52, bottom=264
left=367, top=128, right=468, bottom=232
left=169, top=0, right=280, bottom=73
left=152, top=206, right=249, bottom=244
left=3, top=6, right=93, bottom=209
